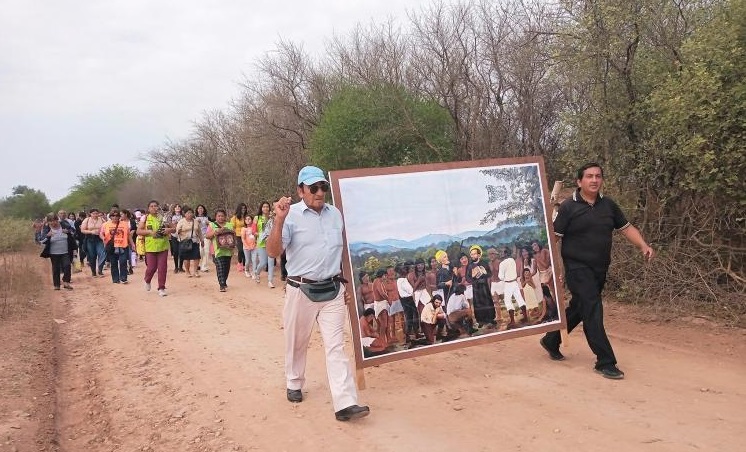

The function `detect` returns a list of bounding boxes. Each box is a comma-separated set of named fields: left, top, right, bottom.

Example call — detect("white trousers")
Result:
left=199, top=237, right=211, bottom=271
left=283, top=283, right=358, bottom=412
left=502, top=281, right=526, bottom=311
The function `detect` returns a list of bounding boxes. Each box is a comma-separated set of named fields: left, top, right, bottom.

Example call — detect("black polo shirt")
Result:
left=554, top=189, right=630, bottom=270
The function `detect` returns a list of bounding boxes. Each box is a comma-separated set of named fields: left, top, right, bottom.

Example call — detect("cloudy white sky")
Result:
left=0, top=0, right=454, bottom=203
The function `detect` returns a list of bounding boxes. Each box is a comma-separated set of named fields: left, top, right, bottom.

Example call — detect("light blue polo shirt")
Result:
left=281, top=200, right=344, bottom=281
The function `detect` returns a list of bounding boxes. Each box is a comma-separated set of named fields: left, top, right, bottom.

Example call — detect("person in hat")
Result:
left=434, top=250, right=456, bottom=303
left=267, top=166, right=369, bottom=422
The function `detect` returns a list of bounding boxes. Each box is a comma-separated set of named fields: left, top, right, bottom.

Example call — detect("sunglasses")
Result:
left=307, top=182, right=330, bottom=194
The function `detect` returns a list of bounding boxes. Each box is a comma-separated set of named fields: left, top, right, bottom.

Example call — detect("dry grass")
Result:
left=0, top=218, right=44, bottom=319
left=608, top=238, right=746, bottom=328
left=0, top=217, right=34, bottom=252
left=0, top=253, right=44, bottom=319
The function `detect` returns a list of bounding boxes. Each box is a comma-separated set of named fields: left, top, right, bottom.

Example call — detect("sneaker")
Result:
left=255, top=276, right=260, bottom=284
left=63, top=283, right=73, bottom=290
left=121, top=280, right=128, bottom=285
left=244, top=271, right=251, bottom=278
left=158, top=289, right=167, bottom=297
left=595, top=365, right=625, bottom=380
left=219, top=286, right=227, bottom=292
left=540, top=336, right=566, bottom=361
left=53, top=286, right=61, bottom=290
left=268, top=281, right=275, bottom=289
left=144, top=282, right=151, bottom=292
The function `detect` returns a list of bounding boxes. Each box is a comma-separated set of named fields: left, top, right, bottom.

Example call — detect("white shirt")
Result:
left=498, top=257, right=518, bottom=282
left=396, top=277, right=414, bottom=298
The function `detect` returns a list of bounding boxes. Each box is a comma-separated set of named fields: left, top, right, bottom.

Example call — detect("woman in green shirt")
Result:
left=253, top=201, right=276, bottom=288
left=137, top=200, right=175, bottom=297
left=206, top=208, right=235, bottom=292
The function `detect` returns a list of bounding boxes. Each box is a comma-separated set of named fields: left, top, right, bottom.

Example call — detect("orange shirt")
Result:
left=101, top=220, right=131, bottom=248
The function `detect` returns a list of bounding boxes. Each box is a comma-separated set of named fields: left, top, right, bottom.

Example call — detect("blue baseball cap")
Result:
left=297, top=166, right=328, bottom=186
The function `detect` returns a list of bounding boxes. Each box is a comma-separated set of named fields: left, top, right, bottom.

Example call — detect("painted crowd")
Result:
left=355, top=242, right=559, bottom=356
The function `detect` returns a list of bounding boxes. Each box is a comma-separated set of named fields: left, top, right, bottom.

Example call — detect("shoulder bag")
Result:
left=179, top=221, right=195, bottom=253
left=105, top=223, right=119, bottom=257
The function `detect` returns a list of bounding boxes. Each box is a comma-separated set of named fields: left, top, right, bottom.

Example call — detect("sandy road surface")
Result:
left=2, top=261, right=745, bottom=451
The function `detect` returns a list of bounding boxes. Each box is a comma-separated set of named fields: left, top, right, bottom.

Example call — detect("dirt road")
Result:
left=2, top=262, right=745, bottom=451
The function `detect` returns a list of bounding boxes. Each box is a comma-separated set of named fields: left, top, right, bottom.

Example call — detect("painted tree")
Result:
left=479, top=166, right=543, bottom=226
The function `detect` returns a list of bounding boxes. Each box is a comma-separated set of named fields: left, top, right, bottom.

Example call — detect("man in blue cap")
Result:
left=267, top=165, right=370, bottom=422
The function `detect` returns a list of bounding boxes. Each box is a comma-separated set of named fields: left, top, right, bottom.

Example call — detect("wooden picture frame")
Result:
left=329, top=156, right=566, bottom=369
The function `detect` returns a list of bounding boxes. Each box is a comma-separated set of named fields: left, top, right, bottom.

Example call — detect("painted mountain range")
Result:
left=349, top=219, right=540, bottom=255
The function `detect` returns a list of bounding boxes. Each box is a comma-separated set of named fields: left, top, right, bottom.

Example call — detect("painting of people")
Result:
left=330, top=157, right=566, bottom=367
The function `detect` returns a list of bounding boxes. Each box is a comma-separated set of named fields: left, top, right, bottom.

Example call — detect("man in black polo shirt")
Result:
left=540, top=162, right=654, bottom=379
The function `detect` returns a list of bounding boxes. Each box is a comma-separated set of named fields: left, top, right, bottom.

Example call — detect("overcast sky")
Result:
left=0, top=0, right=454, bottom=203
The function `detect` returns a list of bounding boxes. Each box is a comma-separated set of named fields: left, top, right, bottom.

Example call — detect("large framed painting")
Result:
left=329, top=156, right=566, bottom=368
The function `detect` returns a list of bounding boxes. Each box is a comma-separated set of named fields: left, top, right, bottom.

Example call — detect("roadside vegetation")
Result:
left=1, top=0, right=743, bottom=324
left=0, top=218, right=43, bottom=319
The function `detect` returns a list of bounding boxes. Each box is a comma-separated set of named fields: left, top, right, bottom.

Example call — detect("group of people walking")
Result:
left=37, top=200, right=285, bottom=296
left=34, top=162, right=654, bottom=427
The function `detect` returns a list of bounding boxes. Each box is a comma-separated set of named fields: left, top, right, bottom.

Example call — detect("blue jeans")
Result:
left=109, top=249, right=129, bottom=283
left=86, top=237, right=106, bottom=275
left=254, top=247, right=274, bottom=281
left=243, top=249, right=255, bottom=273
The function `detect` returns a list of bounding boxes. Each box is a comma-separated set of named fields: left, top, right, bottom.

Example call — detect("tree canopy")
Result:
left=52, top=164, right=141, bottom=212
left=0, top=186, right=51, bottom=219
left=309, top=84, right=456, bottom=171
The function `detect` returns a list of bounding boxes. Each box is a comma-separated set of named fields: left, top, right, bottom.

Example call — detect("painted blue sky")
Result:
left=337, top=163, right=539, bottom=243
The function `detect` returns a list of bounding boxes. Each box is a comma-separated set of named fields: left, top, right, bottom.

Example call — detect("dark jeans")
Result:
left=86, top=237, right=106, bottom=275
left=77, top=237, right=87, bottom=264
left=109, top=250, right=129, bottom=283
left=236, top=237, right=245, bottom=266
left=543, top=266, right=617, bottom=368
left=50, top=254, right=71, bottom=287
left=169, top=237, right=183, bottom=270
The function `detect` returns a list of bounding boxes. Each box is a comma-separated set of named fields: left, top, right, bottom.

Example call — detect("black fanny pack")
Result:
left=287, top=276, right=345, bottom=302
